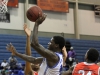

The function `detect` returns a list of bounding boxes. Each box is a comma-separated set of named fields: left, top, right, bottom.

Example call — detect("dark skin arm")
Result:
left=24, top=24, right=43, bottom=65
left=6, top=43, right=43, bottom=64
left=31, top=13, right=59, bottom=67
left=61, top=66, right=74, bottom=75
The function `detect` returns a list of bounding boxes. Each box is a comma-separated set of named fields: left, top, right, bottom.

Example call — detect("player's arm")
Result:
left=24, top=24, right=35, bottom=75
left=61, top=66, right=74, bottom=75
left=24, top=24, right=32, bottom=68
left=62, top=46, right=67, bottom=66
left=31, top=14, right=58, bottom=63
left=6, top=43, right=43, bottom=64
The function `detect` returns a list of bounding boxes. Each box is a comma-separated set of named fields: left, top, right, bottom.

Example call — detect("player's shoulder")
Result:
left=73, top=62, right=85, bottom=69
left=55, top=52, right=63, bottom=58
left=75, top=62, right=84, bottom=66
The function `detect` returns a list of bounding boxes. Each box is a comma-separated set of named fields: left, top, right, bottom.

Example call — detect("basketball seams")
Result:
left=30, top=8, right=37, bottom=21
left=30, top=8, right=38, bottom=19
left=27, top=11, right=34, bottom=21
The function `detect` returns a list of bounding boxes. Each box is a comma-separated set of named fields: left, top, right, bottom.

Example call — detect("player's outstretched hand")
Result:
left=36, top=13, right=47, bottom=25
left=6, top=43, right=17, bottom=55
left=23, top=24, right=31, bottom=37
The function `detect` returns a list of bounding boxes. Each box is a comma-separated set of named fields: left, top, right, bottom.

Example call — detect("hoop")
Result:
left=0, top=0, right=9, bottom=13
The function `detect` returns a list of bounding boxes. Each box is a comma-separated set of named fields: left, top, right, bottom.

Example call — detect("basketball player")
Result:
left=61, top=48, right=100, bottom=75
left=6, top=13, right=65, bottom=75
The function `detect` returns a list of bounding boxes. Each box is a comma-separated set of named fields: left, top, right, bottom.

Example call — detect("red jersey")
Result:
left=34, top=72, right=38, bottom=75
left=72, top=62, right=100, bottom=75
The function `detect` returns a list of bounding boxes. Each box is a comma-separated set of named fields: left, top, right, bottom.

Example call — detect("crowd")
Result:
left=0, top=54, right=21, bottom=75
left=0, top=54, right=40, bottom=75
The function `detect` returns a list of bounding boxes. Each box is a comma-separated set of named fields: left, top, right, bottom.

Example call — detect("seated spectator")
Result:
left=1, top=59, right=10, bottom=70
left=17, top=66, right=24, bottom=75
left=1, top=59, right=10, bottom=75
left=18, top=70, right=24, bottom=75
left=8, top=54, right=18, bottom=70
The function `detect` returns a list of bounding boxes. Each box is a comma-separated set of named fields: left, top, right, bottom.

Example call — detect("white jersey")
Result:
left=38, top=52, right=63, bottom=75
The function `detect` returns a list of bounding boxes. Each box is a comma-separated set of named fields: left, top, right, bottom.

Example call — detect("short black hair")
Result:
left=87, top=48, right=99, bottom=62
left=53, top=36, right=65, bottom=50
left=65, top=40, right=71, bottom=52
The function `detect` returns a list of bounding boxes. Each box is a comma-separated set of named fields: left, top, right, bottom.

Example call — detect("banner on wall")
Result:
left=37, top=0, right=69, bottom=13
left=7, top=0, right=19, bottom=8
left=0, top=13, right=10, bottom=23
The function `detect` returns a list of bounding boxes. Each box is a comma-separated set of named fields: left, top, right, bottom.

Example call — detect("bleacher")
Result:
left=0, top=34, right=100, bottom=63
left=0, top=34, right=50, bottom=63
left=67, top=39, right=100, bottom=62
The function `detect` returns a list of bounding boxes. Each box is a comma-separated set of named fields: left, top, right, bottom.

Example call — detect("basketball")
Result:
left=26, top=5, right=43, bottom=22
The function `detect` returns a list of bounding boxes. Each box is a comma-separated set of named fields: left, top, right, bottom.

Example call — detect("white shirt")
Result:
left=38, top=52, right=63, bottom=75
left=1, top=62, right=8, bottom=67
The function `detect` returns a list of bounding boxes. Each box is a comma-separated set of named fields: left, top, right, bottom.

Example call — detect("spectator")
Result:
left=1, top=59, right=10, bottom=75
left=8, top=54, right=17, bottom=70
left=8, top=54, right=17, bottom=63
left=18, top=70, right=24, bottom=75
left=67, top=47, right=76, bottom=67
left=1, top=59, right=9, bottom=69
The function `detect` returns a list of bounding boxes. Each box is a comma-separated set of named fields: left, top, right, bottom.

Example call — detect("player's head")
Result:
left=48, top=36, right=65, bottom=52
left=85, top=48, right=99, bottom=62
left=70, top=47, right=74, bottom=51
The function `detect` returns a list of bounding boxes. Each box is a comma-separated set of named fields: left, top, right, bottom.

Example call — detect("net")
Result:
left=0, top=0, right=9, bottom=13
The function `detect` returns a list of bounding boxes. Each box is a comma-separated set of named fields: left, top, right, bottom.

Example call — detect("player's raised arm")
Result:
left=23, top=24, right=33, bottom=75
left=31, top=13, right=65, bottom=68
left=62, top=46, right=67, bottom=66
left=31, top=14, right=58, bottom=60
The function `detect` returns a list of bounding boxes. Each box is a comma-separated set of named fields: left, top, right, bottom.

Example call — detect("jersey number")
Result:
left=78, top=70, right=92, bottom=75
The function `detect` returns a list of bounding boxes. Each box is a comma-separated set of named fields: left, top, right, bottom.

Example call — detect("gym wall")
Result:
left=0, top=1, right=100, bottom=40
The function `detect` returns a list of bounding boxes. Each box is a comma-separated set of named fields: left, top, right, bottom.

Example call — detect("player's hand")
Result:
left=36, top=13, right=47, bottom=25
left=6, top=43, right=17, bottom=55
left=62, top=46, right=66, bottom=51
left=24, top=24, right=31, bottom=37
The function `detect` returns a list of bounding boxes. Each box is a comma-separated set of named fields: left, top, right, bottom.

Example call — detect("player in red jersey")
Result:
left=62, top=48, right=100, bottom=75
